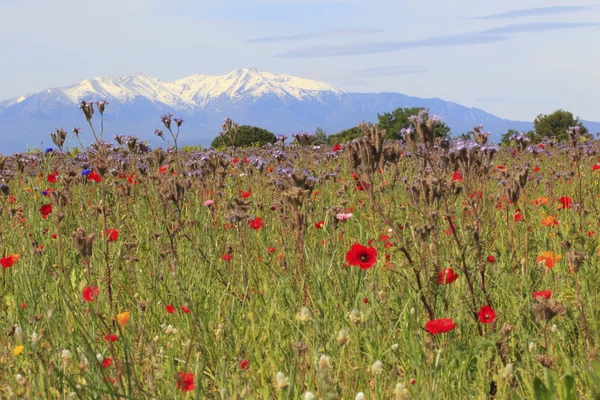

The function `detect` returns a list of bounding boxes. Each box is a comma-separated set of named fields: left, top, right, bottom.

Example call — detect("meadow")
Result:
left=2, top=105, right=600, bottom=399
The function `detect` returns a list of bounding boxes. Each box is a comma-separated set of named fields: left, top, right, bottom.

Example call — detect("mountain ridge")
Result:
left=1, top=68, right=598, bottom=153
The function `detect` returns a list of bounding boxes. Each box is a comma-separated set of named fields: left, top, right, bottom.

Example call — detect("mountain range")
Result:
left=1, top=67, right=599, bottom=153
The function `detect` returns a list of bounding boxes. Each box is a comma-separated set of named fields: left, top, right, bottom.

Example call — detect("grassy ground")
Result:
left=1, top=117, right=600, bottom=399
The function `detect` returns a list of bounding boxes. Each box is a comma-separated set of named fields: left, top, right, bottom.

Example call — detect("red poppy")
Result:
left=1, top=254, right=18, bottom=268
left=222, top=254, right=232, bottom=261
left=558, top=196, right=573, bottom=209
left=589, top=231, right=595, bottom=238
left=104, top=334, right=118, bottom=342
left=165, top=304, right=175, bottom=314
left=102, top=358, right=113, bottom=368
left=40, top=204, right=52, bottom=219
left=533, top=290, right=552, bottom=300
left=332, top=143, right=341, bottom=152
left=487, top=255, right=495, bottom=263
left=437, top=268, right=459, bottom=284
left=177, top=372, right=195, bottom=392
left=514, top=213, right=522, bottom=222
left=379, top=235, right=390, bottom=242
left=267, top=247, right=276, bottom=253
left=82, top=286, right=100, bottom=302
left=87, top=171, right=102, bottom=182
left=356, top=181, right=370, bottom=191
left=424, top=318, right=457, bottom=334
left=345, top=243, right=378, bottom=270
left=477, top=305, right=496, bottom=324
left=241, top=190, right=252, bottom=199
left=452, top=171, right=463, bottom=182
left=592, top=164, right=600, bottom=172
left=239, top=359, right=249, bottom=370
left=181, top=305, right=191, bottom=313
left=248, top=217, right=263, bottom=230
left=159, top=165, right=168, bottom=174
left=106, top=229, right=119, bottom=242
left=47, top=174, right=57, bottom=183
left=533, top=166, right=541, bottom=173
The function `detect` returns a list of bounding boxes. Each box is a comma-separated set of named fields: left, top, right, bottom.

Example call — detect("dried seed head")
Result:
left=532, top=298, right=567, bottom=323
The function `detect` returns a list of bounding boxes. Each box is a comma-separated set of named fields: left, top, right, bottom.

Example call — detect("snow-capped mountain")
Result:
left=1, top=68, right=598, bottom=153
left=6, top=68, right=345, bottom=111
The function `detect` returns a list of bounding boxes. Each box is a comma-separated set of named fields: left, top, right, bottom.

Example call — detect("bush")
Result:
left=211, top=125, right=277, bottom=148
left=327, top=126, right=364, bottom=144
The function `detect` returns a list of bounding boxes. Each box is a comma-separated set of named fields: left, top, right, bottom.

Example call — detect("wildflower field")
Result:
left=2, top=106, right=600, bottom=399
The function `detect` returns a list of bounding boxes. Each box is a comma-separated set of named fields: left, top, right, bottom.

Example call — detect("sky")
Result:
left=0, top=0, right=599, bottom=121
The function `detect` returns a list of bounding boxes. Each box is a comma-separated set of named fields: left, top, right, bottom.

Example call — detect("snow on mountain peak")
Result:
left=8, top=69, right=345, bottom=109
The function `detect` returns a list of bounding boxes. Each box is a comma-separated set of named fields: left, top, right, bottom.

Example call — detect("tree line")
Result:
left=211, top=108, right=593, bottom=148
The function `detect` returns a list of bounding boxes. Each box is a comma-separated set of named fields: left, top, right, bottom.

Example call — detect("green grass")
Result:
left=1, top=138, right=600, bottom=399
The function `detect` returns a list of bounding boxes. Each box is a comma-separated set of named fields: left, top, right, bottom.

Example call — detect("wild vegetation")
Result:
left=2, top=104, right=600, bottom=399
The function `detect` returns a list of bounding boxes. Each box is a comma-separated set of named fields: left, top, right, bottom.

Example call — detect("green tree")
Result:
left=500, top=129, right=536, bottom=147
left=327, top=126, right=364, bottom=144
left=211, top=125, right=277, bottom=148
left=533, top=110, right=588, bottom=142
left=314, top=127, right=328, bottom=145
left=377, top=107, right=451, bottom=140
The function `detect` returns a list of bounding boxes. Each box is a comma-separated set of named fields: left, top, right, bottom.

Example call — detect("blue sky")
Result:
left=0, top=0, right=599, bottom=121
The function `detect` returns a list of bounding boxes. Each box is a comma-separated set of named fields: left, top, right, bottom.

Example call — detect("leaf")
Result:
left=561, top=375, right=576, bottom=400
left=534, top=377, right=552, bottom=400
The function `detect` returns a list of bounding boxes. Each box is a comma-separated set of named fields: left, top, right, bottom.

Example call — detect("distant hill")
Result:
left=1, top=67, right=598, bottom=153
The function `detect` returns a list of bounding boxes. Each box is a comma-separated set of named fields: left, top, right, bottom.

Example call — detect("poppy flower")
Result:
left=1, top=254, right=19, bottom=268
left=379, top=235, right=390, bottom=242
left=241, top=190, right=252, bottom=199
left=533, top=166, right=541, bottom=173
left=82, top=286, right=100, bottom=302
left=533, top=290, right=552, bottom=300
left=87, top=171, right=102, bottom=182
left=177, top=372, right=195, bottom=392
left=424, top=318, right=457, bottom=334
left=356, top=181, right=370, bottom=191
left=106, top=229, right=119, bottom=242
left=592, top=164, right=600, bottom=172
left=239, top=359, right=249, bottom=370
left=452, top=171, right=463, bottom=182
left=165, top=304, right=175, bottom=314
left=487, top=255, right=495, bottom=263
left=514, top=213, right=522, bottom=222
left=181, top=305, right=191, bottom=313
left=541, top=216, right=558, bottom=227
left=477, top=305, right=496, bottom=324
left=222, top=254, right=232, bottom=261
left=116, top=311, right=130, bottom=327
left=159, top=165, right=168, bottom=174
left=437, top=268, right=459, bottom=284
left=315, top=221, right=324, bottom=229
left=104, top=334, right=118, bottom=342
left=558, top=196, right=573, bottom=209
left=345, top=243, right=378, bottom=270
left=536, top=251, right=562, bottom=269
left=47, top=174, right=57, bottom=183
left=40, top=204, right=52, bottom=219
left=248, top=217, right=263, bottom=230
left=332, top=143, right=341, bottom=152
left=102, top=358, right=113, bottom=368
left=267, top=247, right=276, bottom=253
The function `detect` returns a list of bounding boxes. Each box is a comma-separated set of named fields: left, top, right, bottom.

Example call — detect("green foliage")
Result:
left=500, top=129, right=536, bottom=146
left=180, top=145, right=204, bottom=152
left=211, top=125, right=276, bottom=148
left=377, top=107, right=451, bottom=140
left=327, top=126, right=364, bottom=144
left=533, top=110, right=588, bottom=142
left=313, top=127, right=328, bottom=145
